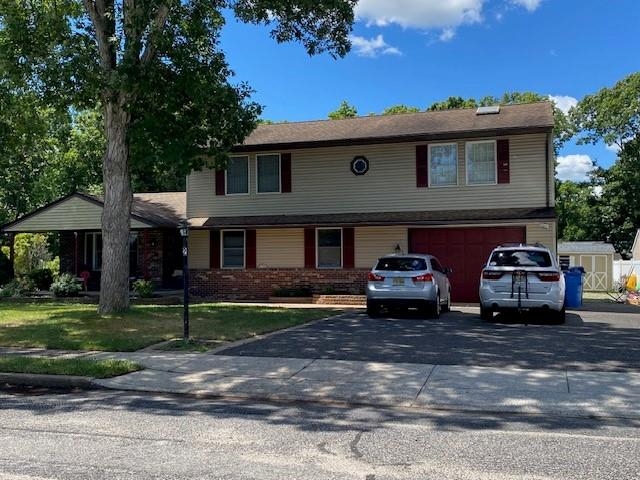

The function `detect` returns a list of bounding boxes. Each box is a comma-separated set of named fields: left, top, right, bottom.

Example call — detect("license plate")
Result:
left=393, top=277, right=405, bottom=286
left=513, top=271, right=526, bottom=283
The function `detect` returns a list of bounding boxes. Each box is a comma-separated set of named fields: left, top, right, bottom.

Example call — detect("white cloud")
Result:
left=548, top=95, right=578, bottom=114
left=511, top=0, right=544, bottom=12
left=439, top=28, right=456, bottom=42
left=606, top=143, right=621, bottom=153
left=350, top=35, right=402, bottom=58
left=355, top=0, right=484, bottom=29
left=556, top=154, right=595, bottom=182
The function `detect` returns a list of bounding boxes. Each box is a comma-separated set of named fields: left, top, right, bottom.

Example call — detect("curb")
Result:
left=0, top=372, right=97, bottom=390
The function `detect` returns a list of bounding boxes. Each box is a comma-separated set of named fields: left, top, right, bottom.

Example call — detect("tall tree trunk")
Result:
left=98, top=96, right=132, bottom=314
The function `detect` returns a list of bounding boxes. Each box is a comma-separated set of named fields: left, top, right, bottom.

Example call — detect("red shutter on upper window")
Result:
left=209, top=230, right=220, bottom=269
left=497, top=139, right=510, bottom=184
left=281, top=153, right=292, bottom=193
left=304, top=228, right=316, bottom=269
left=343, top=227, right=355, bottom=269
left=246, top=230, right=256, bottom=269
left=416, top=145, right=428, bottom=187
left=215, top=170, right=225, bottom=195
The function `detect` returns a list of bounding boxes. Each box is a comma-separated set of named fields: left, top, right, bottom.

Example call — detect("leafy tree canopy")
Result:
left=571, top=72, right=640, bottom=150
left=381, top=104, right=420, bottom=115
left=328, top=100, right=358, bottom=119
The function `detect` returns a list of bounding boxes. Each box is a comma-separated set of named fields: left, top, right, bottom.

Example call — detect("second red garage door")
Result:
left=409, top=226, right=526, bottom=302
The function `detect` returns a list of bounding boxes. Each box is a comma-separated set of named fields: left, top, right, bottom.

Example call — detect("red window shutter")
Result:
left=215, top=170, right=226, bottom=196
left=209, top=230, right=220, bottom=269
left=416, top=145, right=428, bottom=187
left=281, top=153, right=292, bottom=193
left=246, top=230, right=256, bottom=269
left=304, top=228, right=316, bottom=269
left=497, top=139, right=510, bottom=184
left=343, top=227, right=355, bottom=269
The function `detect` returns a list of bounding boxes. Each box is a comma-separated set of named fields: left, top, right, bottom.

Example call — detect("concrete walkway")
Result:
left=3, top=346, right=639, bottom=419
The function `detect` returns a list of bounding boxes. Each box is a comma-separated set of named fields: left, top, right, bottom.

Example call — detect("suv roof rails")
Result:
left=497, top=242, right=548, bottom=249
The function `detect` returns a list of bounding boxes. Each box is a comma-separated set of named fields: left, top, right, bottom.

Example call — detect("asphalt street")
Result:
left=1, top=389, right=639, bottom=479
left=218, top=307, right=640, bottom=371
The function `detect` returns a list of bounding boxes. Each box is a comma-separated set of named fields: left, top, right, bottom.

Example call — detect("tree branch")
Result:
left=83, top=0, right=115, bottom=72
left=140, top=4, right=170, bottom=66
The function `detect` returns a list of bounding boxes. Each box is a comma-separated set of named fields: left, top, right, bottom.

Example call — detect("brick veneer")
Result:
left=190, top=268, right=369, bottom=300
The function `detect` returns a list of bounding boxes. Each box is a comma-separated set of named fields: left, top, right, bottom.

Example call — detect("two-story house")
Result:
left=186, top=102, right=557, bottom=302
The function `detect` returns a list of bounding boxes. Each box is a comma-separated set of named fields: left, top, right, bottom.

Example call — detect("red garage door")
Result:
left=409, top=227, right=526, bottom=302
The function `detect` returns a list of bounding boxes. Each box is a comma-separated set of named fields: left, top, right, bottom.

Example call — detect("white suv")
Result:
left=479, top=243, right=566, bottom=323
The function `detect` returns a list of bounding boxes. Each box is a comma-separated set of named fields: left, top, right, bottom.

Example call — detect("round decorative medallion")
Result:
left=350, top=156, right=369, bottom=176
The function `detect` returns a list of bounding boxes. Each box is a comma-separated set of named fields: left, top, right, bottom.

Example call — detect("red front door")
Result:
left=409, top=227, right=526, bottom=302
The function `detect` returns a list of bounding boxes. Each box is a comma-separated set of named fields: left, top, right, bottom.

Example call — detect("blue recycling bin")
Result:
left=564, top=267, right=585, bottom=308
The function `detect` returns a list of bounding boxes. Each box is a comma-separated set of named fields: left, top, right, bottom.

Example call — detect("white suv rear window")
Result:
left=489, top=250, right=552, bottom=268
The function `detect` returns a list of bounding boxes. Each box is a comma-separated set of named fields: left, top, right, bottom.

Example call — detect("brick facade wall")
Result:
left=190, top=268, right=369, bottom=300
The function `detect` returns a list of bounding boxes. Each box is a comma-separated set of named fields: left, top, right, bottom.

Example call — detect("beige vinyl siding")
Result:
left=355, top=226, right=408, bottom=268
left=5, top=196, right=150, bottom=232
left=187, top=134, right=549, bottom=218
left=188, top=230, right=210, bottom=269
left=526, top=221, right=557, bottom=257
left=256, top=229, right=304, bottom=268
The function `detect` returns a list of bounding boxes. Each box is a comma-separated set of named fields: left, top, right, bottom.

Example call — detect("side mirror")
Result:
left=444, top=267, right=453, bottom=275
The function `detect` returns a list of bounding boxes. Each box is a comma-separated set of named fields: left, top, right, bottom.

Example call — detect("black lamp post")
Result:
left=178, top=220, right=190, bottom=341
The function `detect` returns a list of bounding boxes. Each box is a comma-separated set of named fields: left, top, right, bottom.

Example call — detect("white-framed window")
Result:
left=84, top=232, right=103, bottom=271
left=222, top=230, right=245, bottom=268
left=317, top=228, right=342, bottom=268
left=466, top=140, right=497, bottom=185
left=256, top=153, right=281, bottom=193
left=226, top=156, right=249, bottom=195
left=429, top=143, right=458, bottom=187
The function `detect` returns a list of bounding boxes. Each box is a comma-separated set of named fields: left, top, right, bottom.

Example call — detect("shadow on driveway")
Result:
left=217, top=307, right=640, bottom=372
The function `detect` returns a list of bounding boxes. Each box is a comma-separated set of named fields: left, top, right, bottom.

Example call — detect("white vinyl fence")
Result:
left=613, top=260, right=640, bottom=284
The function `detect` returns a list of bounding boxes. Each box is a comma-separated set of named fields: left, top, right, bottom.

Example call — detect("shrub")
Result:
left=132, top=279, right=154, bottom=298
left=272, top=286, right=312, bottom=297
left=50, top=273, right=82, bottom=297
left=0, top=277, right=37, bottom=298
left=28, top=268, right=54, bottom=290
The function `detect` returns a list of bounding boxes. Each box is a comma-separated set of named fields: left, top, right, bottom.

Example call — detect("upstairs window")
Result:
left=257, top=154, right=281, bottom=193
left=226, top=156, right=249, bottom=194
left=429, top=143, right=458, bottom=187
left=222, top=230, right=245, bottom=268
left=466, top=140, right=496, bottom=185
left=317, top=228, right=342, bottom=268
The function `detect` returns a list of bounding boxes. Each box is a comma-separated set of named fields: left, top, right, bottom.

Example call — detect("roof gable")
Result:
left=2, top=192, right=185, bottom=233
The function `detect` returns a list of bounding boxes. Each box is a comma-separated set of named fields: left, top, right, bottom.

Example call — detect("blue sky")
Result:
left=221, top=0, right=639, bottom=182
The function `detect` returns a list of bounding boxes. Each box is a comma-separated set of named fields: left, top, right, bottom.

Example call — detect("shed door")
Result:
left=409, top=227, right=526, bottom=302
left=578, top=254, right=609, bottom=291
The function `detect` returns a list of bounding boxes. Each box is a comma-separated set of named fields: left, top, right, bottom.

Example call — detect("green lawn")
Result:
left=0, top=302, right=337, bottom=351
left=0, top=356, right=142, bottom=378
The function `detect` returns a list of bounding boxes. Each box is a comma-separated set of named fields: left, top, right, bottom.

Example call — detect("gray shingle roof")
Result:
left=234, top=102, right=554, bottom=152
left=557, top=241, right=616, bottom=254
left=200, top=207, right=556, bottom=228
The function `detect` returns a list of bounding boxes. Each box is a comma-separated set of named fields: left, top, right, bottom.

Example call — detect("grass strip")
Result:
left=0, top=356, right=143, bottom=378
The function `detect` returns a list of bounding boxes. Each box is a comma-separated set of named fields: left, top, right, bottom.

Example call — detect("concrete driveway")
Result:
left=217, top=304, right=640, bottom=372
